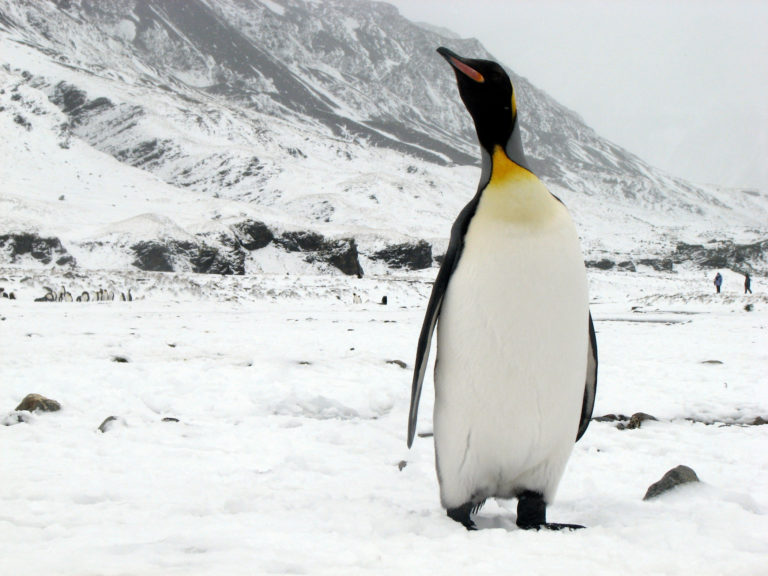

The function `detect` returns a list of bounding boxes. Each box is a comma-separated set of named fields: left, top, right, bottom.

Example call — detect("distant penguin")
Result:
left=63, top=292, right=73, bottom=302
left=380, top=295, right=388, bottom=305
left=353, top=293, right=362, bottom=304
left=127, top=288, right=133, bottom=302
left=81, top=291, right=90, bottom=302
left=407, top=48, right=598, bottom=531
left=120, top=292, right=126, bottom=301
left=8, top=292, right=15, bottom=300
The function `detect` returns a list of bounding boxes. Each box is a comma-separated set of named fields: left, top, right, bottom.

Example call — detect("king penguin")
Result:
left=407, top=47, right=598, bottom=531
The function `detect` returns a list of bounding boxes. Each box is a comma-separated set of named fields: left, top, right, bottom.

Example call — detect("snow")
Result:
left=259, top=0, right=286, bottom=17
left=112, top=19, right=137, bottom=43
left=344, top=16, right=360, bottom=35
left=1, top=269, right=767, bottom=575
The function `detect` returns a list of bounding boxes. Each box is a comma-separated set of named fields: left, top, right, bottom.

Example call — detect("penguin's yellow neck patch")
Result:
left=478, top=146, right=560, bottom=225
left=489, top=146, right=529, bottom=182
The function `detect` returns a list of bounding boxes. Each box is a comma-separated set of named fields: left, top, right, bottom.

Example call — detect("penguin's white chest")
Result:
left=433, top=170, right=589, bottom=508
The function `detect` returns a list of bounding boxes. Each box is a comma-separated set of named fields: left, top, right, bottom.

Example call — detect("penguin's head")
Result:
left=437, top=47, right=519, bottom=156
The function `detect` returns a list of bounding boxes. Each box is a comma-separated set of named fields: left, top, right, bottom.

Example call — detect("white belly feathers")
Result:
left=433, top=159, right=589, bottom=508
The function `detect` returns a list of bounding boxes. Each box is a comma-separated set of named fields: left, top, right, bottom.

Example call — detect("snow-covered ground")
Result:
left=1, top=268, right=766, bottom=575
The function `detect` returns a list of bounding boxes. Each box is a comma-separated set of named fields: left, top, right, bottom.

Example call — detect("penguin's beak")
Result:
left=437, top=47, right=485, bottom=83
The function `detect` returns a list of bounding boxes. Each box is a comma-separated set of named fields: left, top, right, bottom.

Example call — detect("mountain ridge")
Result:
left=1, top=0, right=766, bottom=276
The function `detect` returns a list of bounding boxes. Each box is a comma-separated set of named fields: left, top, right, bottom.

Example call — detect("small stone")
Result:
left=15, top=393, right=61, bottom=412
left=162, top=417, right=180, bottom=423
left=386, top=359, right=407, bottom=369
left=594, top=414, right=628, bottom=422
left=2, top=411, right=32, bottom=426
left=643, top=465, right=700, bottom=500
left=397, top=460, right=407, bottom=471
left=626, top=412, right=658, bottom=430
left=701, top=360, right=723, bottom=365
left=98, top=415, right=120, bottom=433
left=112, top=355, right=130, bottom=363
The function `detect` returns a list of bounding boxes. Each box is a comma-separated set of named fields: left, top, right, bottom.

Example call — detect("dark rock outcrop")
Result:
left=320, top=238, right=363, bottom=277
left=232, top=220, right=274, bottom=250
left=131, top=239, right=245, bottom=275
left=673, top=240, right=768, bottom=272
left=276, top=231, right=363, bottom=276
left=51, top=82, right=114, bottom=126
left=275, top=231, right=326, bottom=253
left=128, top=228, right=360, bottom=275
left=586, top=258, right=615, bottom=270
left=372, top=240, right=433, bottom=270
left=0, top=233, right=75, bottom=266
left=643, top=465, right=700, bottom=500
left=190, top=237, right=245, bottom=275
left=637, top=258, right=674, bottom=272
left=132, top=240, right=176, bottom=272
left=617, top=260, right=637, bottom=272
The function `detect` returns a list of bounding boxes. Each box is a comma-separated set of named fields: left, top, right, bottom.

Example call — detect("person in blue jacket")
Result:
left=714, top=272, right=723, bottom=293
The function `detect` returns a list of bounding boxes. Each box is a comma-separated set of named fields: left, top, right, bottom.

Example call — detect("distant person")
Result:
left=714, top=272, right=723, bottom=294
left=744, top=273, right=752, bottom=294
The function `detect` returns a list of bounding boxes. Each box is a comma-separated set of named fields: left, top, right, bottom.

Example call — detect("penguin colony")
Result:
left=29, top=286, right=133, bottom=302
left=408, top=48, right=598, bottom=531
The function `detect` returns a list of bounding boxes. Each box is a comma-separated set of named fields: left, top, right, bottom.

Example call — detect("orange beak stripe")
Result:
left=450, top=57, right=485, bottom=83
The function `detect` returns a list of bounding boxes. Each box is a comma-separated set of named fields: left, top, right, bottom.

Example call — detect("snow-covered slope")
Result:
left=1, top=0, right=766, bottom=276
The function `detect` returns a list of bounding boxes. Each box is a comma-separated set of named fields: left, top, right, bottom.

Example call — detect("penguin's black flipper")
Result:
left=407, top=193, right=483, bottom=448
left=576, top=311, right=598, bottom=441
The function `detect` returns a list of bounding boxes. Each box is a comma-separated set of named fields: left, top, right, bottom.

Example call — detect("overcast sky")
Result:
left=385, top=0, right=767, bottom=191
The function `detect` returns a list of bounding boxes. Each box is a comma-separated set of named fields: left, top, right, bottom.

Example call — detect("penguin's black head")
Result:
left=437, top=47, right=517, bottom=155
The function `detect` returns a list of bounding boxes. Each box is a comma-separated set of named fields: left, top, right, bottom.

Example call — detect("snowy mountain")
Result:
left=1, top=0, right=766, bottom=276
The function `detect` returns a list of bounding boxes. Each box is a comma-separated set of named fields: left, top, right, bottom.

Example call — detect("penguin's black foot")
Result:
left=519, top=522, right=586, bottom=531
left=516, top=490, right=546, bottom=529
left=516, top=491, right=585, bottom=531
left=447, top=502, right=477, bottom=531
